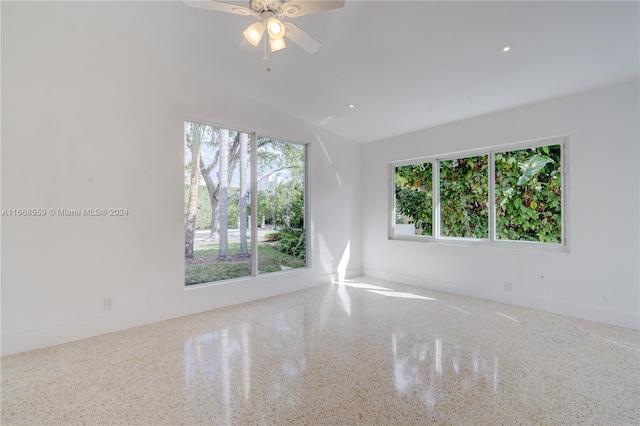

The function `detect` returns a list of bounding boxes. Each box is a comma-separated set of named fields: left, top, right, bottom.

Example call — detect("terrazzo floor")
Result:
left=2, top=277, right=639, bottom=425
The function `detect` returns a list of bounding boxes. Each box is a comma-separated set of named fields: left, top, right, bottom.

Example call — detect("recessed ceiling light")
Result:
left=502, top=44, right=513, bottom=53
left=348, top=104, right=355, bottom=108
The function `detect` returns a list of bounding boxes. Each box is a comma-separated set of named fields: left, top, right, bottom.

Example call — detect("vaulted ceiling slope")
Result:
left=185, top=0, right=639, bottom=143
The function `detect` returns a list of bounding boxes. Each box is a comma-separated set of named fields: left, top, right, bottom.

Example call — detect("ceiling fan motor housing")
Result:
left=251, top=0, right=284, bottom=18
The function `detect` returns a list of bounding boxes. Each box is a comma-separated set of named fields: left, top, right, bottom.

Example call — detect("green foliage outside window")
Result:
left=395, top=163, right=433, bottom=235
left=256, top=139, right=306, bottom=262
left=394, top=144, right=562, bottom=243
left=184, top=185, right=242, bottom=230
left=258, top=180, right=306, bottom=259
left=495, top=145, right=562, bottom=242
left=440, top=155, right=489, bottom=238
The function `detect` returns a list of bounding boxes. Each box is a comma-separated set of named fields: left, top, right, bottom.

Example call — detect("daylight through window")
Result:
left=184, top=121, right=307, bottom=286
left=392, top=137, right=566, bottom=249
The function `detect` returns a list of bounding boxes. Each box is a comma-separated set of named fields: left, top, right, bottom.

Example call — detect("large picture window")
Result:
left=184, top=121, right=307, bottom=286
left=392, top=136, right=567, bottom=250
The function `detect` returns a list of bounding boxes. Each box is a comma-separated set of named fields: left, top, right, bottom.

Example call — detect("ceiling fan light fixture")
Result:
left=243, top=21, right=265, bottom=46
left=269, top=37, right=286, bottom=52
left=185, top=0, right=347, bottom=57
left=267, top=17, right=285, bottom=39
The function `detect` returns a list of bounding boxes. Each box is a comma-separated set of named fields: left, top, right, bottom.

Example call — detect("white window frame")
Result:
left=183, top=119, right=310, bottom=289
left=390, top=135, right=569, bottom=252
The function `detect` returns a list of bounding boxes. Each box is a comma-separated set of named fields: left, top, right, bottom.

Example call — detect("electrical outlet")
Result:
left=504, top=282, right=512, bottom=292
left=103, top=298, right=113, bottom=310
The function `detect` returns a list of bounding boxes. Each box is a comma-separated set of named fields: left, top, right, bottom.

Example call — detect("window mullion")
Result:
left=389, top=164, right=396, bottom=238
left=250, top=132, right=258, bottom=276
left=561, top=139, right=567, bottom=246
left=488, top=151, right=496, bottom=242
left=433, top=160, right=440, bottom=238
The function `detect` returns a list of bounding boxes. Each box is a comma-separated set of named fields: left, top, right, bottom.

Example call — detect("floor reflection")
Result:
left=392, top=328, right=500, bottom=410
left=184, top=323, right=252, bottom=424
left=5, top=278, right=635, bottom=425
left=183, top=306, right=307, bottom=423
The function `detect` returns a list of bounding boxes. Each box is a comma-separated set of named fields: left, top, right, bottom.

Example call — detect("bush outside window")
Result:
left=439, top=155, right=489, bottom=239
left=393, top=137, right=566, bottom=249
left=495, top=144, right=562, bottom=243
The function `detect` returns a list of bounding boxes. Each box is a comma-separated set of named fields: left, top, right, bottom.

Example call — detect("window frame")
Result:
left=389, top=135, right=569, bottom=252
left=183, top=119, right=310, bottom=288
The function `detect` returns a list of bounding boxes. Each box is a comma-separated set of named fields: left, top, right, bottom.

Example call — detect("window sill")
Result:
left=389, top=235, right=569, bottom=253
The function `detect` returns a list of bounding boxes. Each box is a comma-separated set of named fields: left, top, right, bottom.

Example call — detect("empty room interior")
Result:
left=1, top=1, right=639, bottom=424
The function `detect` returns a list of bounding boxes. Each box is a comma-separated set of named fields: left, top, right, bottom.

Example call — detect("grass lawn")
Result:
left=185, top=242, right=305, bottom=285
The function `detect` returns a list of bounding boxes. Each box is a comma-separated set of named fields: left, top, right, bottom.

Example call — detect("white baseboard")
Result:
left=362, top=268, right=639, bottom=330
left=2, top=269, right=362, bottom=357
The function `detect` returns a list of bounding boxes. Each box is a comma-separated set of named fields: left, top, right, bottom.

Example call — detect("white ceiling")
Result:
left=182, top=0, right=639, bottom=143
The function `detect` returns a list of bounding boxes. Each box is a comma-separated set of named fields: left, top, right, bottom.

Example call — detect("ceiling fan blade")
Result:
left=183, top=1, right=253, bottom=16
left=284, top=22, right=322, bottom=54
left=281, top=0, right=345, bottom=18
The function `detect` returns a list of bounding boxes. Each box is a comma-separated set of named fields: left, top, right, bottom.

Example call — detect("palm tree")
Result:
left=239, top=132, right=249, bottom=257
left=185, top=123, right=203, bottom=258
left=218, top=128, right=229, bottom=259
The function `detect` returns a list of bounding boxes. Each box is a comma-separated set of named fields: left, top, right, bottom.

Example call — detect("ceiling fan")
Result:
left=185, top=0, right=345, bottom=57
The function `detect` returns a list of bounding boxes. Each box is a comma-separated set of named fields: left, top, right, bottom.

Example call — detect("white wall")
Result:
left=1, top=1, right=362, bottom=356
left=362, top=80, right=640, bottom=329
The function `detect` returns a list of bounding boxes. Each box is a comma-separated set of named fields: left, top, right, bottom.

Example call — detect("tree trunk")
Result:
left=210, top=198, right=220, bottom=240
left=218, top=128, right=230, bottom=259
left=185, top=124, right=203, bottom=259
left=239, top=132, right=249, bottom=257
left=200, top=133, right=240, bottom=241
left=199, top=156, right=219, bottom=240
